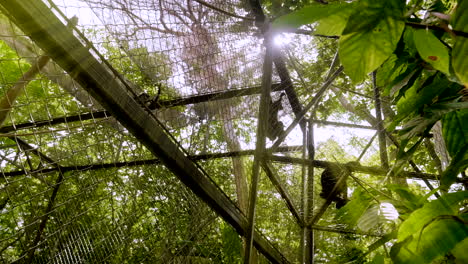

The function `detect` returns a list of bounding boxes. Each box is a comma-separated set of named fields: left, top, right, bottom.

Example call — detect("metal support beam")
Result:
left=372, top=72, right=389, bottom=170
left=9, top=137, right=64, bottom=262
left=0, top=2, right=288, bottom=263
left=299, top=123, right=308, bottom=263
left=244, top=36, right=273, bottom=263
left=0, top=112, right=373, bottom=135
left=247, top=0, right=307, bottom=134
left=1, top=146, right=300, bottom=177
left=262, top=161, right=302, bottom=225
left=273, top=52, right=307, bottom=132
left=269, top=155, right=447, bottom=182
left=305, top=120, right=315, bottom=263
left=271, top=67, right=343, bottom=151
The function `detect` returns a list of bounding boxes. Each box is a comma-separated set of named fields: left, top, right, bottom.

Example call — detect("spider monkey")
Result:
left=266, top=92, right=285, bottom=141
left=320, top=165, right=349, bottom=209
left=137, top=84, right=162, bottom=110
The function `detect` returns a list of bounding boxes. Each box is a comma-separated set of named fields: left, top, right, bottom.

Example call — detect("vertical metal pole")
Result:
left=306, top=119, right=315, bottom=263
left=244, top=35, right=273, bottom=263
left=372, top=72, right=389, bottom=170
left=299, top=119, right=308, bottom=263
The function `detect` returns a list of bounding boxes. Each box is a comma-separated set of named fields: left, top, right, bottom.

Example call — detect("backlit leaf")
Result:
left=272, top=2, right=352, bottom=31
left=413, top=29, right=450, bottom=75
left=451, top=0, right=468, bottom=86
left=442, top=109, right=468, bottom=158
left=314, top=5, right=354, bottom=36
left=398, top=191, right=468, bottom=242
left=392, top=216, right=468, bottom=264
left=339, top=10, right=404, bottom=82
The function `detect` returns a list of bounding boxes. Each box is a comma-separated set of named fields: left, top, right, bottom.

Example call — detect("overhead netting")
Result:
left=0, top=0, right=391, bottom=263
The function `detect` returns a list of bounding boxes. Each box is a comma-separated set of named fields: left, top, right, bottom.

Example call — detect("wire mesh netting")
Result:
left=0, top=0, right=296, bottom=262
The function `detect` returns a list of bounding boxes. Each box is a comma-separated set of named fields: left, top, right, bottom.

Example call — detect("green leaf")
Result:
left=392, top=216, right=468, bottom=264
left=393, top=68, right=423, bottom=103
left=390, top=137, right=424, bottom=176
left=314, top=5, right=354, bottom=36
left=383, top=63, right=417, bottom=97
left=342, top=0, right=405, bottom=35
left=413, top=29, right=450, bottom=75
left=395, top=116, right=434, bottom=143
left=440, top=143, right=468, bottom=191
left=357, top=202, right=398, bottom=232
left=451, top=0, right=468, bottom=86
left=452, top=236, right=468, bottom=262
left=339, top=9, right=405, bottom=82
left=440, top=109, right=468, bottom=190
left=388, top=185, right=425, bottom=212
left=368, top=254, right=385, bottom=264
left=272, top=2, right=352, bottom=30
left=336, top=188, right=373, bottom=227
left=398, top=191, right=468, bottom=242
left=394, top=73, right=449, bottom=125
left=377, top=55, right=400, bottom=88
left=397, top=101, right=468, bottom=146
left=442, top=109, right=468, bottom=158
left=402, top=27, right=417, bottom=57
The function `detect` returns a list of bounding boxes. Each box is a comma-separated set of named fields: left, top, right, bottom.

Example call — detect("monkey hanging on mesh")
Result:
left=266, top=92, right=286, bottom=141
left=320, top=165, right=349, bottom=209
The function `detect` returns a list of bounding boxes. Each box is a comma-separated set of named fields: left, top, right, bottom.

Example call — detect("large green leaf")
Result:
left=342, top=0, right=405, bottom=35
left=357, top=202, right=399, bottom=232
left=272, top=2, right=352, bottom=30
left=452, top=231, right=468, bottom=262
left=388, top=185, right=425, bottom=212
left=391, top=137, right=424, bottom=176
left=397, top=101, right=468, bottom=146
left=442, top=103, right=468, bottom=158
left=339, top=0, right=405, bottom=82
left=392, top=193, right=468, bottom=262
left=377, top=55, right=403, bottom=88
left=397, top=191, right=468, bottom=242
left=368, top=254, right=385, bottom=264
left=440, top=109, right=468, bottom=190
left=383, top=63, right=418, bottom=98
left=391, top=216, right=468, bottom=264
left=451, top=0, right=468, bottom=86
left=336, top=188, right=373, bottom=227
left=441, top=145, right=468, bottom=191
left=314, top=5, right=354, bottom=36
left=413, top=29, right=450, bottom=75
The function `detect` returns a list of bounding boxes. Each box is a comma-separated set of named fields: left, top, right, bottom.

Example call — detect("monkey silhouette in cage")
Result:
left=137, top=83, right=162, bottom=110
left=266, top=92, right=286, bottom=141
left=320, top=164, right=349, bottom=209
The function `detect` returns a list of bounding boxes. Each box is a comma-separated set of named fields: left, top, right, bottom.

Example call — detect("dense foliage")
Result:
left=274, top=0, right=468, bottom=263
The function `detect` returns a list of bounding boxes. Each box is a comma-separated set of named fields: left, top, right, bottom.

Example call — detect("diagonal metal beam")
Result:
left=271, top=66, right=344, bottom=151
left=8, top=136, right=65, bottom=262
left=262, top=161, right=302, bottom=226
